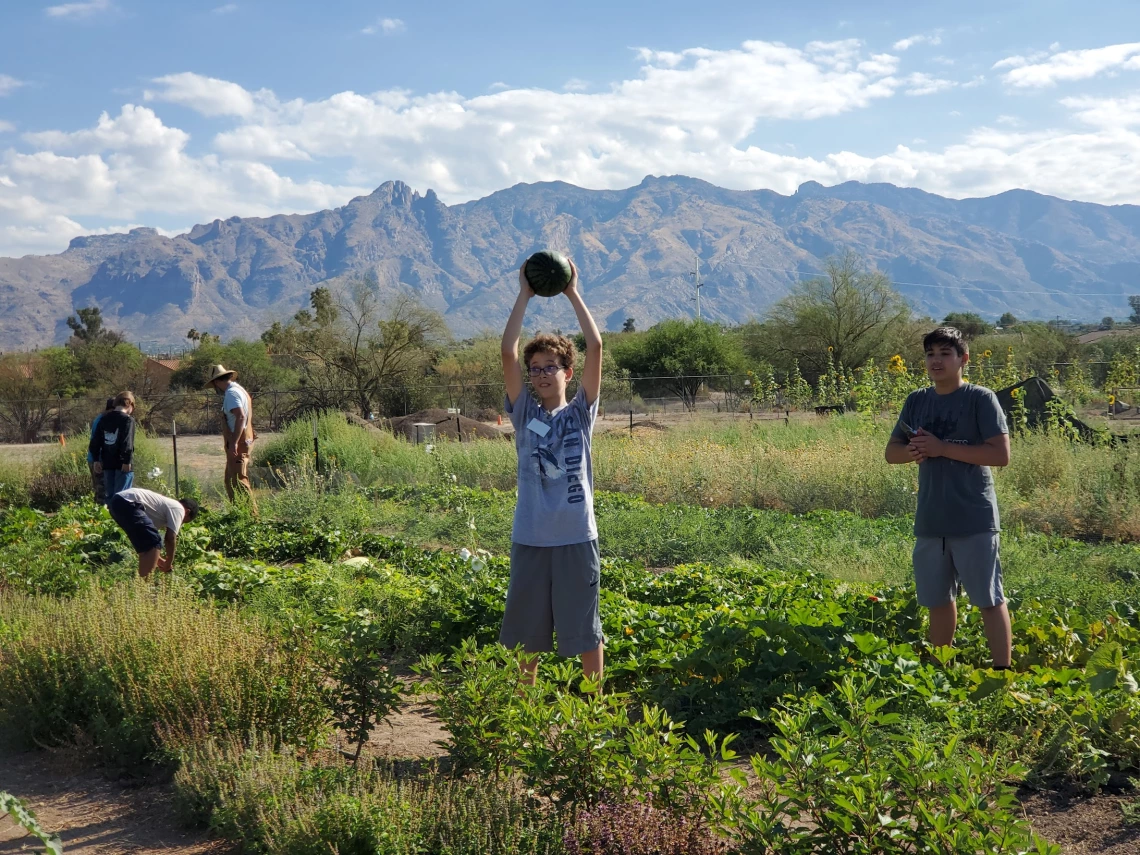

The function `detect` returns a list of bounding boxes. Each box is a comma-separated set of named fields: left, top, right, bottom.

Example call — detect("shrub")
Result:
left=725, top=674, right=1061, bottom=855
left=0, top=580, right=326, bottom=768
left=174, top=737, right=566, bottom=855
left=416, top=641, right=736, bottom=818
left=27, top=471, right=90, bottom=511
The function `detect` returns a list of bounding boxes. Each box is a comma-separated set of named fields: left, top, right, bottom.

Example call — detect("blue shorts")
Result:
left=108, top=494, right=162, bottom=554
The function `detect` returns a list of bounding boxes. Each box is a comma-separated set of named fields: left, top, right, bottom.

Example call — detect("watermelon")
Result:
left=524, top=250, right=573, bottom=297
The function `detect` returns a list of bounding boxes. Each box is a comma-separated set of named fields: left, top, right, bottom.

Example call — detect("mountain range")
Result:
left=2, top=175, right=1140, bottom=350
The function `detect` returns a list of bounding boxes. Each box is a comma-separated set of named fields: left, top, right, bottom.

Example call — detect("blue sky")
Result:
left=2, top=0, right=1140, bottom=257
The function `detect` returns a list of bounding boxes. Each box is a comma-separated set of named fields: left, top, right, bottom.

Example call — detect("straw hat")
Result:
left=205, top=364, right=238, bottom=386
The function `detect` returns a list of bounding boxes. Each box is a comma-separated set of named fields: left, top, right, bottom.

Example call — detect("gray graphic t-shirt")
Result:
left=892, top=384, right=1008, bottom=538
left=506, top=386, right=599, bottom=547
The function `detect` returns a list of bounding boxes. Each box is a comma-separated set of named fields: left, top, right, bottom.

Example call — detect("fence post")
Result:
left=312, top=415, right=321, bottom=477
left=628, top=377, right=634, bottom=436
left=171, top=418, right=180, bottom=499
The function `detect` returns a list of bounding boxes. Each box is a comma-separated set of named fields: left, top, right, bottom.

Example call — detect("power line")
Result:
left=712, top=258, right=1136, bottom=300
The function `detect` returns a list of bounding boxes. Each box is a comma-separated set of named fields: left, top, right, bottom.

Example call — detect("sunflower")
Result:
left=983, top=349, right=992, bottom=358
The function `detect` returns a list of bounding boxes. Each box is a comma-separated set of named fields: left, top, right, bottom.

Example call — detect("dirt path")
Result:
left=0, top=698, right=446, bottom=855
left=0, top=750, right=227, bottom=855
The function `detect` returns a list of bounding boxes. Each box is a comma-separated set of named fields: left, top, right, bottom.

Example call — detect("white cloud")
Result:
left=45, top=0, right=112, bottom=19
left=1062, top=93, right=1140, bottom=128
left=0, top=75, right=26, bottom=96
left=362, top=17, right=404, bottom=35
left=893, top=33, right=941, bottom=51
left=995, top=42, right=1140, bottom=87
left=563, top=78, right=590, bottom=92
left=902, top=73, right=955, bottom=96
left=0, top=121, right=15, bottom=133
left=144, top=72, right=261, bottom=117
left=8, top=36, right=1140, bottom=257
left=212, top=3, right=238, bottom=14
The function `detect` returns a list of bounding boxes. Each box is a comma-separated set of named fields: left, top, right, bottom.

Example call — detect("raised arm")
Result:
left=502, top=264, right=533, bottom=406
left=564, top=261, right=602, bottom=405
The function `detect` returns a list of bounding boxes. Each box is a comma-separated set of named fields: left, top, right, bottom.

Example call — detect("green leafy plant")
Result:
left=724, top=674, right=1062, bottom=854
left=319, top=607, right=406, bottom=765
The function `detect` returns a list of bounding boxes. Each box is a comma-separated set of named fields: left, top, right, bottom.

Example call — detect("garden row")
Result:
left=2, top=485, right=1140, bottom=852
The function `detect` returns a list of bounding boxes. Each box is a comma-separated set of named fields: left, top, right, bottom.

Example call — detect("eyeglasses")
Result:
left=528, top=365, right=564, bottom=377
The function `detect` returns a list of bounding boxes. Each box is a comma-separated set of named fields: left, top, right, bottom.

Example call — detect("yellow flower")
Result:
left=624, top=626, right=633, bottom=636
left=681, top=632, right=691, bottom=640
left=1109, top=395, right=1116, bottom=405
left=983, top=350, right=992, bottom=358
left=1008, top=346, right=1014, bottom=353
left=828, top=346, right=834, bottom=352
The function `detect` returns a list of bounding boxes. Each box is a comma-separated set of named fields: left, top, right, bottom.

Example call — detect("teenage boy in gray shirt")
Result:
left=499, top=258, right=605, bottom=687
left=885, top=326, right=1013, bottom=669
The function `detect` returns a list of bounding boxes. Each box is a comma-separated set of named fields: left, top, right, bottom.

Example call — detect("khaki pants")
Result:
left=224, top=451, right=258, bottom=513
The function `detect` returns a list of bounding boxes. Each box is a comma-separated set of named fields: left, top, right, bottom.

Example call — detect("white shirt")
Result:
left=222, top=382, right=252, bottom=434
left=117, top=488, right=185, bottom=534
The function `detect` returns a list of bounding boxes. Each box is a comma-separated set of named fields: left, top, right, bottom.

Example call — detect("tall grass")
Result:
left=260, top=412, right=1140, bottom=542
left=0, top=580, right=326, bottom=767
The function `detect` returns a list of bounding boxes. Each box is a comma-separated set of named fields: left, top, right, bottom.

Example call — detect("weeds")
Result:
left=0, top=579, right=326, bottom=767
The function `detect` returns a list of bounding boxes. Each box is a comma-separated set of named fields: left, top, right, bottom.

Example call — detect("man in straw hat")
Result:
left=206, top=364, right=258, bottom=512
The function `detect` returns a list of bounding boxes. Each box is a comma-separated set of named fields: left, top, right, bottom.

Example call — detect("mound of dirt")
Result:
left=344, top=412, right=382, bottom=430
left=389, top=409, right=509, bottom=442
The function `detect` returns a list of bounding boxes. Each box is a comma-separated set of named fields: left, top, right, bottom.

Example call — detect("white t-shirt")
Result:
left=222, top=382, right=252, bottom=434
left=117, top=488, right=185, bottom=534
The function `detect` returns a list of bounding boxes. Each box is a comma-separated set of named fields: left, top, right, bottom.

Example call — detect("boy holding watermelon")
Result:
left=500, top=257, right=605, bottom=687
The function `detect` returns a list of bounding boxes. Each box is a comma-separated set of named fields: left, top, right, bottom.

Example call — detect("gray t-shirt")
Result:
left=892, top=384, right=1008, bottom=538
left=506, top=386, right=599, bottom=547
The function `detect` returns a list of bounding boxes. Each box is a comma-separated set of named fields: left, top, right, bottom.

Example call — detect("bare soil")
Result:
left=0, top=749, right=228, bottom=855
left=1019, top=786, right=1140, bottom=854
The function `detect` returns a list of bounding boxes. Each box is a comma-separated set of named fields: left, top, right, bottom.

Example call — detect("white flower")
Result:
left=424, top=444, right=435, bottom=454
left=459, top=548, right=472, bottom=561
left=148, top=467, right=163, bottom=479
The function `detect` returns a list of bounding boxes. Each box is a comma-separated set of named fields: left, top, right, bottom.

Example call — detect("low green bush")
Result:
left=724, top=674, right=1061, bottom=855
left=0, top=580, right=327, bottom=768
left=174, top=736, right=567, bottom=855
left=415, top=640, right=736, bottom=819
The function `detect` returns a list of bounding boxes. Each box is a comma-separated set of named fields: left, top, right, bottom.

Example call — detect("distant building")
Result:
left=144, top=357, right=181, bottom=393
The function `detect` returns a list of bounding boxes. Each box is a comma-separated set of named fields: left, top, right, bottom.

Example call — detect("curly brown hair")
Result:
left=523, top=333, right=577, bottom=371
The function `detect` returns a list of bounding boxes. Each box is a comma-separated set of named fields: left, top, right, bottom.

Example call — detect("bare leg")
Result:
left=980, top=602, right=1013, bottom=668
left=138, top=548, right=161, bottom=579
left=927, top=601, right=957, bottom=648
left=518, top=653, right=539, bottom=687
left=581, top=643, right=604, bottom=688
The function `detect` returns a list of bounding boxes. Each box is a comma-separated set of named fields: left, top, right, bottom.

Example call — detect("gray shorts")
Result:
left=500, top=540, right=604, bottom=658
left=913, top=533, right=1005, bottom=609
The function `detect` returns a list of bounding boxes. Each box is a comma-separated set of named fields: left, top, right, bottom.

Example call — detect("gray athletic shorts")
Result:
left=499, top=540, right=604, bottom=658
left=913, top=533, right=1005, bottom=609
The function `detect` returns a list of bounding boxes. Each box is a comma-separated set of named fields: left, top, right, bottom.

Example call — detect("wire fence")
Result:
left=0, top=374, right=807, bottom=444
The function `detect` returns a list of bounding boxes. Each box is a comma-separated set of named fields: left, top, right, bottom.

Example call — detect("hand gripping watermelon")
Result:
left=524, top=250, right=573, bottom=297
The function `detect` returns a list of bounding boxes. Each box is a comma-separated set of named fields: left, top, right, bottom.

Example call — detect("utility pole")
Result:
left=689, top=257, right=705, bottom=321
